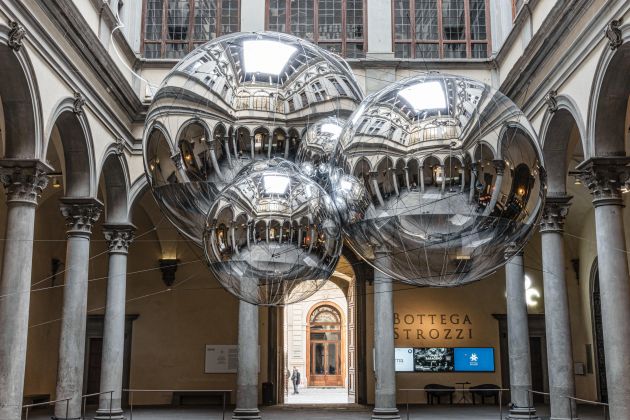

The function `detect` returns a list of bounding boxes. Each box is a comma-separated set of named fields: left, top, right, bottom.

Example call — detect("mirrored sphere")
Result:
left=331, top=73, right=545, bottom=286
left=143, top=32, right=363, bottom=246
left=296, top=116, right=346, bottom=188
left=203, top=158, right=343, bottom=305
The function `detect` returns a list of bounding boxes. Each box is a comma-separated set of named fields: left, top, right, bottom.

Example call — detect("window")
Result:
left=300, top=91, right=309, bottom=106
left=311, top=81, right=327, bottom=101
left=393, top=0, right=490, bottom=59
left=328, top=77, right=347, bottom=96
left=267, top=0, right=366, bottom=58
left=143, top=0, right=240, bottom=59
left=367, top=119, right=386, bottom=135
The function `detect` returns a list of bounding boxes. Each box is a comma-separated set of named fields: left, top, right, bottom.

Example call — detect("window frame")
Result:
left=141, top=0, right=241, bottom=59
left=391, top=0, right=491, bottom=59
left=265, top=0, right=367, bottom=58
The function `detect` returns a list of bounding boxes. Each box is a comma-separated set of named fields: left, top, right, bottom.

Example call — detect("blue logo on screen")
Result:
left=454, top=348, right=494, bottom=372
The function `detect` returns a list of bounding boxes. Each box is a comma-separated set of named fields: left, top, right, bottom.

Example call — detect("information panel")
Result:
left=453, top=347, right=495, bottom=372
left=205, top=345, right=238, bottom=373
left=394, top=347, right=494, bottom=372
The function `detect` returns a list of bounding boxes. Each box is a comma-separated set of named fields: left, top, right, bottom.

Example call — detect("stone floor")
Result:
left=25, top=404, right=608, bottom=419
left=285, top=386, right=354, bottom=404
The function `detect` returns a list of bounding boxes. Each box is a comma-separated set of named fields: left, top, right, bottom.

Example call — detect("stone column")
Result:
left=419, top=166, right=425, bottom=193
left=233, top=282, right=261, bottom=419
left=224, top=137, right=233, bottom=168
left=460, top=169, right=465, bottom=192
left=0, top=159, right=50, bottom=420
left=469, top=163, right=478, bottom=203
left=505, top=248, right=537, bottom=419
left=54, top=198, right=103, bottom=420
left=540, top=195, right=575, bottom=419
left=403, top=167, right=410, bottom=191
left=577, top=157, right=630, bottom=419
left=250, top=136, right=255, bottom=159
left=440, top=165, right=446, bottom=192
left=391, top=171, right=399, bottom=196
left=372, top=253, right=400, bottom=420
left=94, top=224, right=135, bottom=420
left=370, top=172, right=385, bottom=206
left=284, top=136, right=290, bottom=159
left=484, top=160, right=505, bottom=215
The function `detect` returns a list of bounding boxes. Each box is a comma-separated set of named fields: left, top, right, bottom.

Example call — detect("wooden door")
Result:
left=308, top=304, right=343, bottom=387
left=85, top=338, right=103, bottom=404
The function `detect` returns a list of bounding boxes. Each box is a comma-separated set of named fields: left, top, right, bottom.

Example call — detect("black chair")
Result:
left=470, top=384, right=501, bottom=405
left=425, top=384, right=455, bottom=405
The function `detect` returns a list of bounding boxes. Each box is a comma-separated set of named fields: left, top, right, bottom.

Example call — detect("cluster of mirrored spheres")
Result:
left=143, top=32, right=545, bottom=306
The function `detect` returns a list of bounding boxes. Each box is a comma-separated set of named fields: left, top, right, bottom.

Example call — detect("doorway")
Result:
left=307, top=304, right=344, bottom=387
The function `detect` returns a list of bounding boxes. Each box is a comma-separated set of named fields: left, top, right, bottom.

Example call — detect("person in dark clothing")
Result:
left=290, top=367, right=301, bottom=394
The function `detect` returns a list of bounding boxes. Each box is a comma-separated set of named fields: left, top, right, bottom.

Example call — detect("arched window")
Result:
left=143, top=0, right=240, bottom=59
left=308, top=304, right=342, bottom=383
left=267, top=0, right=366, bottom=58
left=393, top=0, right=490, bottom=59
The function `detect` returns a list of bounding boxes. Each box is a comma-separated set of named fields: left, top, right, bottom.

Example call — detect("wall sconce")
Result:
left=48, top=171, right=62, bottom=189
left=159, top=258, right=180, bottom=287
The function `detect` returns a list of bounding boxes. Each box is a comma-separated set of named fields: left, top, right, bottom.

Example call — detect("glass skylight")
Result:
left=243, top=40, right=297, bottom=75
left=321, top=123, right=343, bottom=138
left=263, top=175, right=291, bottom=194
left=399, top=81, right=447, bottom=112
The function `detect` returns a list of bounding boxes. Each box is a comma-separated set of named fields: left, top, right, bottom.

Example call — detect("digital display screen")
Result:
left=414, top=348, right=454, bottom=372
left=454, top=347, right=495, bottom=372
left=394, top=347, right=494, bottom=372
left=394, top=348, right=414, bottom=372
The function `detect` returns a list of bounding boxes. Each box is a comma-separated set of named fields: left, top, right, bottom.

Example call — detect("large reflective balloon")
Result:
left=203, top=158, right=342, bottom=305
left=331, top=73, right=545, bottom=286
left=143, top=32, right=363, bottom=246
left=296, top=116, right=346, bottom=188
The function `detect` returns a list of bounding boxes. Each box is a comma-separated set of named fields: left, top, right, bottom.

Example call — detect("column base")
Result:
left=232, top=408, right=261, bottom=419
left=508, top=405, right=538, bottom=419
left=51, top=417, right=82, bottom=420
left=94, top=407, right=125, bottom=420
left=371, top=407, right=401, bottom=419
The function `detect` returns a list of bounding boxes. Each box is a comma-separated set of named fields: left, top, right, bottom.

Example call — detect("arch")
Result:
left=472, top=141, right=496, bottom=162
left=98, top=147, right=130, bottom=223
left=588, top=31, right=630, bottom=157
left=540, top=103, right=585, bottom=194
left=0, top=25, right=43, bottom=158
left=44, top=98, right=96, bottom=197
left=127, top=174, right=150, bottom=221
left=305, top=301, right=346, bottom=387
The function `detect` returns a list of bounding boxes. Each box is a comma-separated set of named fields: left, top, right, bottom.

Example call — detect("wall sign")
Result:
left=204, top=345, right=261, bottom=374
left=394, top=347, right=495, bottom=372
left=394, top=312, right=473, bottom=341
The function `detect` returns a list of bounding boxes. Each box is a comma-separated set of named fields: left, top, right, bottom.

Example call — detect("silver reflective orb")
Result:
left=143, top=32, right=363, bottom=246
left=203, top=158, right=343, bottom=306
left=331, top=73, right=545, bottom=286
left=296, top=116, right=346, bottom=188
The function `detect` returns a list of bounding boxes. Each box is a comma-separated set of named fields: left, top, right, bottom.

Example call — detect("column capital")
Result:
left=103, top=223, right=136, bottom=254
left=493, top=159, right=506, bottom=175
left=575, top=157, right=630, bottom=207
left=59, top=197, right=103, bottom=236
left=540, top=195, right=572, bottom=233
left=0, top=159, right=53, bottom=205
left=504, top=243, right=524, bottom=260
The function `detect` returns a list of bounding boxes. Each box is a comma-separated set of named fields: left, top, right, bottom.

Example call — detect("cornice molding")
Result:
left=498, top=0, right=591, bottom=100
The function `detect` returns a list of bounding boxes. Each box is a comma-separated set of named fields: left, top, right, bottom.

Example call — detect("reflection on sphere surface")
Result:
left=143, top=32, right=363, bottom=246
left=330, top=73, right=545, bottom=286
left=203, top=158, right=343, bottom=306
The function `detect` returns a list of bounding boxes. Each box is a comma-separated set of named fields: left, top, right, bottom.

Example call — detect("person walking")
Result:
left=290, top=366, right=301, bottom=394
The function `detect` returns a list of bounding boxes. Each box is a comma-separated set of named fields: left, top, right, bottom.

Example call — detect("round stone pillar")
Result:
left=54, top=198, right=103, bottom=420
left=94, top=224, right=135, bottom=420
left=505, top=248, right=537, bottom=419
left=540, top=196, right=575, bottom=420
left=372, top=253, right=400, bottom=420
left=0, top=159, right=50, bottom=420
left=233, top=281, right=261, bottom=420
left=577, top=157, right=630, bottom=419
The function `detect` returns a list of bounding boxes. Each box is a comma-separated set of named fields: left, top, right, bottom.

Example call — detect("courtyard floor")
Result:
left=25, top=403, right=608, bottom=419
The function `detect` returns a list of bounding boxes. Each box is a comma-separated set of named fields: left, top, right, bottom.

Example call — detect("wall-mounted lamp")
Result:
left=48, top=172, right=62, bottom=189
left=159, top=258, right=180, bottom=287
left=525, top=275, right=540, bottom=307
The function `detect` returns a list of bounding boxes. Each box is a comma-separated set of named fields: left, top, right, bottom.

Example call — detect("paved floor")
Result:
left=285, top=386, right=354, bottom=404
left=26, top=404, right=607, bottom=419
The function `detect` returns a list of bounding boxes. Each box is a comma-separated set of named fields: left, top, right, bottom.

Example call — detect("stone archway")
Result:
left=306, top=302, right=345, bottom=387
